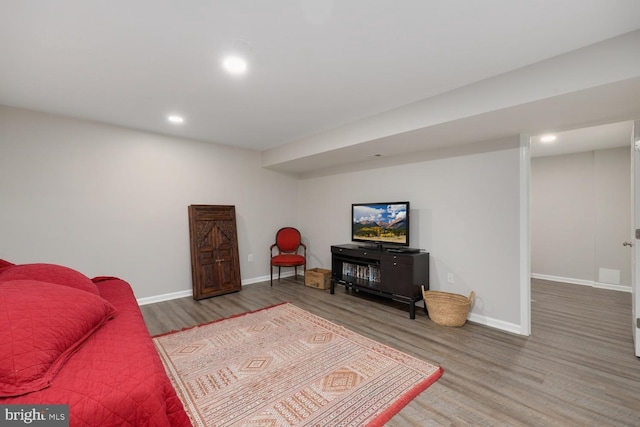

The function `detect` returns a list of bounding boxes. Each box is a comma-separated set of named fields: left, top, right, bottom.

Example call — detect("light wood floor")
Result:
left=141, top=278, right=639, bottom=426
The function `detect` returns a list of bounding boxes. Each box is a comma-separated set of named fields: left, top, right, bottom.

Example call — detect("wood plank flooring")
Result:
left=141, top=278, right=639, bottom=426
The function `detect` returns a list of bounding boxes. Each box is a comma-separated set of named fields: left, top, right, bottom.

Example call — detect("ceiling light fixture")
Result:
left=222, top=39, right=251, bottom=76
left=222, top=55, right=248, bottom=75
left=540, top=134, right=557, bottom=143
left=167, top=115, right=185, bottom=124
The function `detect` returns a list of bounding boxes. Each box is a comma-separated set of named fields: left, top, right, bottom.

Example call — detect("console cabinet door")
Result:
left=188, top=205, right=241, bottom=300
left=380, top=256, right=412, bottom=294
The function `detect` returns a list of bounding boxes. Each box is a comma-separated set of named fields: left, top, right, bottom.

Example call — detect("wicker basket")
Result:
left=421, top=286, right=475, bottom=327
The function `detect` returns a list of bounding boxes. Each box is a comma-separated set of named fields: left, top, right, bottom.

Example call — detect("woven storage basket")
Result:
left=421, top=286, right=475, bottom=327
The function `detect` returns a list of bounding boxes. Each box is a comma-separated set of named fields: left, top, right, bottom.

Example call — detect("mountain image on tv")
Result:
left=353, top=203, right=407, bottom=244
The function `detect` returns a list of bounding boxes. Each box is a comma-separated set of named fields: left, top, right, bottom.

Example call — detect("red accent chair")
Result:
left=270, top=227, right=306, bottom=286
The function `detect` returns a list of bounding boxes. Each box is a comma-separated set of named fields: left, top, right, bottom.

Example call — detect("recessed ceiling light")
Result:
left=167, top=115, right=185, bottom=124
left=540, top=134, right=557, bottom=143
left=222, top=55, right=248, bottom=75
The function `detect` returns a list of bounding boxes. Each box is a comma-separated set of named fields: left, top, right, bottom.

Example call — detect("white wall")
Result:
left=531, top=147, right=631, bottom=290
left=299, top=145, right=524, bottom=331
left=531, top=152, right=595, bottom=283
left=0, top=106, right=300, bottom=299
left=0, top=106, right=528, bottom=332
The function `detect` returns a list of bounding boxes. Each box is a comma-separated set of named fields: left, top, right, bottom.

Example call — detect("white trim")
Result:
left=519, top=134, right=531, bottom=336
left=135, top=271, right=301, bottom=305
left=594, top=282, right=632, bottom=293
left=531, top=273, right=593, bottom=286
left=242, top=271, right=299, bottom=286
left=468, top=313, right=523, bottom=335
left=531, top=273, right=631, bottom=293
left=137, top=290, right=192, bottom=306
left=633, top=119, right=640, bottom=356
left=241, top=275, right=271, bottom=286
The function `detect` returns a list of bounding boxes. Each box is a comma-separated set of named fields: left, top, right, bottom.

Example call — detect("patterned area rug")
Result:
left=153, top=302, right=443, bottom=427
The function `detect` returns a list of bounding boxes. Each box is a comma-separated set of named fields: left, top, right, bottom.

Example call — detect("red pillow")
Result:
left=0, top=259, right=13, bottom=270
left=0, top=263, right=99, bottom=295
left=0, top=280, right=117, bottom=397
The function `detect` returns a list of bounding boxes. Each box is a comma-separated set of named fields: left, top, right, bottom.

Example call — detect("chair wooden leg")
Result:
left=270, top=265, right=273, bottom=286
left=278, top=266, right=281, bottom=282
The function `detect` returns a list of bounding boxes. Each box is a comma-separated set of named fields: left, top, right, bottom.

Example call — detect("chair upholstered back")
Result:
left=275, top=227, right=301, bottom=253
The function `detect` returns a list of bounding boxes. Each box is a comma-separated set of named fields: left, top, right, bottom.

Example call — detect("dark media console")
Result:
left=330, top=244, right=429, bottom=319
left=385, top=247, right=420, bottom=254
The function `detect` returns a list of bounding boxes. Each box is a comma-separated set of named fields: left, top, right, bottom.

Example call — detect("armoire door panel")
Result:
left=189, top=205, right=241, bottom=300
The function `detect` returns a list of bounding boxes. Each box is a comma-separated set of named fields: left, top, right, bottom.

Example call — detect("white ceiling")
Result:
left=1, top=1, right=640, bottom=167
left=531, top=121, right=634, bottom=158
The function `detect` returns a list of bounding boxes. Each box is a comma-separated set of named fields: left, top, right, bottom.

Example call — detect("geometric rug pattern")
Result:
left=153, top=302, right=443, bottom=427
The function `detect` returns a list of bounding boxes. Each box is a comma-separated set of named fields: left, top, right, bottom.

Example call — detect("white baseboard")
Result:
left=531, top=273, right=631, bottom=293
left=417, top=301, right=524, bottom=335
left=593, top=281, right=632, bottom=293
left=137, top=290, right=192, bottom=306
left=467, top=313, right=523, bottom=335
left=242, top=271, right=299, bottom=286
left=136, top=271, right=300, bottom=305
left=531, top=273, right=593, bottom=286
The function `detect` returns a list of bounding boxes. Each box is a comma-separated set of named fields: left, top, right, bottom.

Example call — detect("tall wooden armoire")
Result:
left=188, top=205, right=241, bottom=300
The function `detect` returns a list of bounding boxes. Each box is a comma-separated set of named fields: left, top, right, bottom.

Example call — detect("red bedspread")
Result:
left=1, top=278, right=192, bottom=427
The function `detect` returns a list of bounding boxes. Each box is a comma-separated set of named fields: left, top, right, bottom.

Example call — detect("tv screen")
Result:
left=352, top=202, right=410, bottom=247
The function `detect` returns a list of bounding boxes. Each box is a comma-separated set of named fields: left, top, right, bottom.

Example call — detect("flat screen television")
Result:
left=352, top=201, right=410, bottom=248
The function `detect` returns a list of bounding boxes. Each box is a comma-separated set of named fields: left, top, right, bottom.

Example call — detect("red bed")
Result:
left=0, top=261, right=191, bottom=426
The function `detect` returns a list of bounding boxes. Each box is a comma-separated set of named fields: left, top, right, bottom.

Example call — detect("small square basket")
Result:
left=305, top=268, right=331, bottom=290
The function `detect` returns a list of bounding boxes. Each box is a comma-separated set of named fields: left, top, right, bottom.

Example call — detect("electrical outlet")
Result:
left=248, top=254, right=253, bottom=262
left=447, top=273, right=454, bottom=284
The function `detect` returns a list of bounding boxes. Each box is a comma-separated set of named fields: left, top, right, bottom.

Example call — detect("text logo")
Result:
left=1, top=405, right=68, bottom=426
